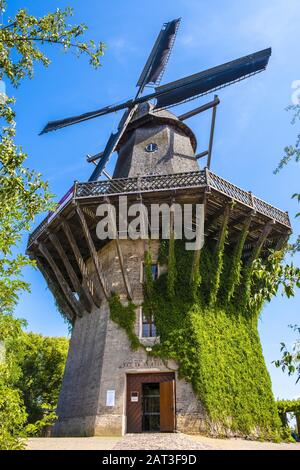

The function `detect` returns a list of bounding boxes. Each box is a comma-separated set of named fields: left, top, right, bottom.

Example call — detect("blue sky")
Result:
left=6, top=0, right=300, bottom=399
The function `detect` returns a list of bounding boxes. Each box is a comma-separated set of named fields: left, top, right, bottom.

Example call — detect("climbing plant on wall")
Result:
left=109, top=223, right=300, bottom=439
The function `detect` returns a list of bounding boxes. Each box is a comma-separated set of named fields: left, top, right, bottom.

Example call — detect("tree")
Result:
left=273, top=103, right=300, bottom=383
left=0, top=384, right=27, bottom=450
left=0, top=312, right=28, bottom=449
left=0, top=3, right=104, bottom=314
left=274, top=325, right=300, bottom=383
left=16, top=333, right=69, bottom=424
left=0, top=319, right=69, bottom=445
left=0, top=1, right=104, bottom=449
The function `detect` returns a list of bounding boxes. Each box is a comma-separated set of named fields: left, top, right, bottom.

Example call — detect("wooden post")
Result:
left=214, top=201, right=232, bottom=253
left=61, top=219, right=101, bottom=307
left=37, top=242, right=83, bottom=318
left=275, top=234, right=290, bottom=251
left=191, top=191, right=208, bottom=284
left=104, top=197, right=133, bottom=300
left=247, top=220, right=275, bottom=266
left=34, top=256, right=75, bottom=323
left=206, top=203, right=231, bottom=232
left=207, top=95, right=218, bottom=170
left=75, top=204, right=110, bottom=300
left=48, top=232, right=92, bottom=312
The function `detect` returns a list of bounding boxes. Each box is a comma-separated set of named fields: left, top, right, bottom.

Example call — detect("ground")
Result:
left=27, top=433, right=300, bottom=451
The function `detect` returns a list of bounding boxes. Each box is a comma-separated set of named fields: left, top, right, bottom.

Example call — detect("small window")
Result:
left=143, top=263, right=158, bottom=281
left=141, top=312, right=156, bottom=338
left=145, top=143, right=158, bottom=153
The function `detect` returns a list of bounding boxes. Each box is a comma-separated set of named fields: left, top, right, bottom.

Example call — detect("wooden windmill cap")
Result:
left=117, top=102, right=197, bottom=152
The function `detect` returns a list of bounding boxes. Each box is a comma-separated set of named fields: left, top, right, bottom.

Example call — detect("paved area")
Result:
left=114, top=433, right=212, bottom=450
left=27, top=433, right=300, bottom=450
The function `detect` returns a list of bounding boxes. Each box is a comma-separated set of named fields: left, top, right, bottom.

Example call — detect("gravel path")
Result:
left=113, top=433, right=213, bottom=450
left=27, top=433, right=300, bottom=451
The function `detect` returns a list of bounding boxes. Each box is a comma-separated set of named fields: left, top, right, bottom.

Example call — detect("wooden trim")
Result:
left=37, top=242, right=83, bottom=318
left=229, top=211, right=256, bottom=243
left=275, top=234, right=289, bottom=251
left=206, top=201, right=233, bottom=232
left=191, top=192, right=207, bottom=282
left=35, top=256, right=75, bottom=323
left=169, top=200, right=175, bottom=241
left=75, top=204, right=110, bottom=300
left=228, top=210, right=256, bottom=230
left=214, top=202, right=232, bottom=252
left=61, top=219, right=101, bottom=307
left=104, top=197, right=133, bottom=300
left=48, top=232, right=92, bottom=313
left=247, top=220, right=275, bottom=265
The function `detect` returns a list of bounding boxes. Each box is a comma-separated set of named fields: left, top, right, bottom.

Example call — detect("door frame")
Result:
left=126, top=372, right=176, bottom=433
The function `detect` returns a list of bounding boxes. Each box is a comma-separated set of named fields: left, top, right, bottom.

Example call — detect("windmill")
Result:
left=40, top=18, right=271, bottom=180
left=27, top=18, right=292, bottom=438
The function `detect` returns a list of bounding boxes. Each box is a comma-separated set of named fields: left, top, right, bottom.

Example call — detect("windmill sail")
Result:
left=137, top=18, right=181, bottom=89
left=88, top=105, right=138, bottom=181
left=39, top=101, right=132, bottom=135
left=154, top=48, right=271, bottom=109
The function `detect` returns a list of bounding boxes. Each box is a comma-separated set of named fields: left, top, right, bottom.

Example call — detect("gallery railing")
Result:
left=27, top=169, right=291, bottom=247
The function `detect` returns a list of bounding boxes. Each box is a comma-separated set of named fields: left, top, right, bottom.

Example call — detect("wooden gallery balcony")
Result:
left=26, top=169, right=292, bottom=322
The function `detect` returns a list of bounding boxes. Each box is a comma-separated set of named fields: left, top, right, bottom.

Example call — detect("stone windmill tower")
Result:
left=27, top=19, right=291, bottom=437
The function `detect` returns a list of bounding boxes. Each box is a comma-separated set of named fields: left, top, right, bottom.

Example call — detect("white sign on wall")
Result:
left=106, top=390, right=115, bottom=407
left=131, top=391, right=139, bottom=402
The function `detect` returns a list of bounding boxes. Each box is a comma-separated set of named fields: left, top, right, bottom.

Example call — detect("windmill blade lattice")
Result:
left=153, top=48, right=271, bottom=109
left=39, top=18, right=272, bottom=181
left=136, top=18, right=181, bottom=89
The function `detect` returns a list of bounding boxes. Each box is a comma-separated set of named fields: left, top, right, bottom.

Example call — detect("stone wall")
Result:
left=54, top=239, right=206, bottom=436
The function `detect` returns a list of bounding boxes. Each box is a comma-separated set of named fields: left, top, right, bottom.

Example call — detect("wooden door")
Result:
left=160, top=380, right=175, bottom=432
left=127, top=373, right=175, bottom=433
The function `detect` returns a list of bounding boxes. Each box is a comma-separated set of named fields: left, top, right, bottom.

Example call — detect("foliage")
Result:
left=277, top=398, right=300, bottom=415
left=25, top=404, right=57, bottom=437
left=208, top=209, right=229, bottom=306
left=0, top=4, right=105, bottom=83
left=167, top=232, right=176, bottom=299
left=277, top=398, right=300, bottom=442
left=274, top=105, right=300, bottom=176
left=273, top=103, right=300, bottom=381
left=0, top=313, right=68, bottom=448
left=142, top=239, right=299, bottom=438
left=0, top=3, right=105, bottom=315
left=108, top=293, right=140, bottom=350
left=15, top=333, right=69, bottom=424
left=226, top=221, right=249, bottom=302
left=0, top=382, right=27, bottom=450
left=248, top=251, right=300, bottom=314
left=0, top=3, right=104, bottom=448
left=274, top=325, right=300, bottom=383
left=0, top=312, right=27, bottom=449
left=151, top=241, right=290, bottom=438
left=0, top=95, right=52, bottom=315
left=143, top=250, right=154, bottom=301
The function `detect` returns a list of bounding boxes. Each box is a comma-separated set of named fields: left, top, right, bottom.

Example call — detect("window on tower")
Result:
left=141, top=310, right=157, bottom=338
left=140, top=262, right=159, bottom=283
left=145, top=142, right=158, bottom=153
left=148, top=263, right=158, bottom=281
